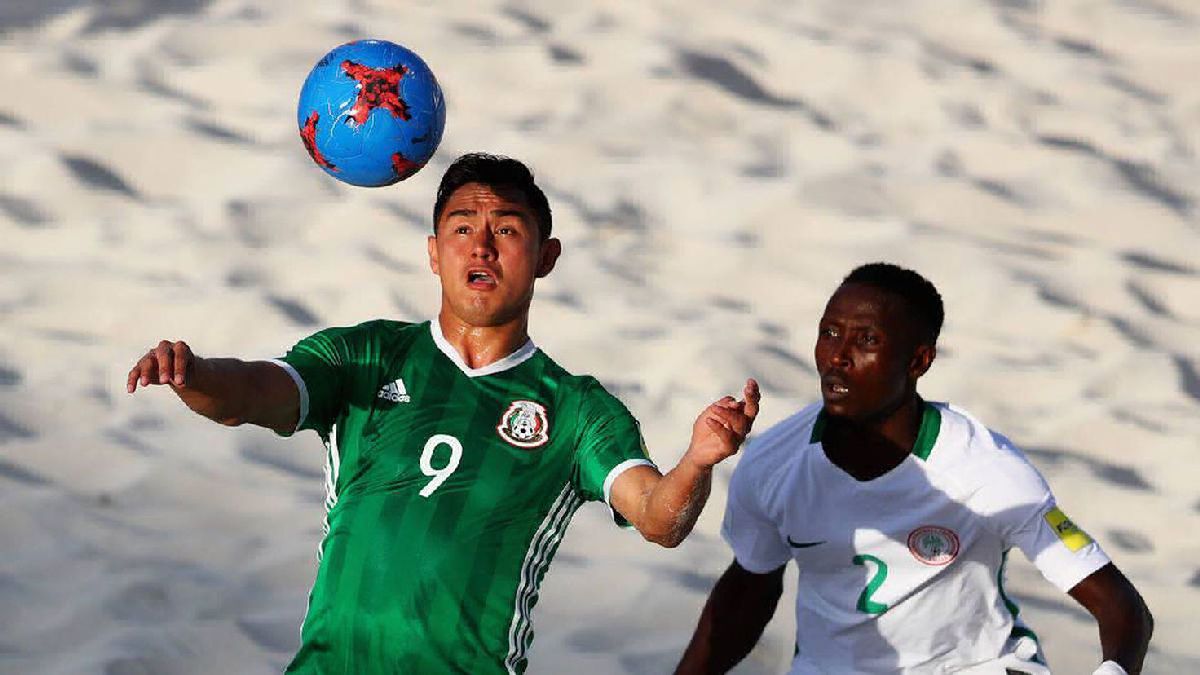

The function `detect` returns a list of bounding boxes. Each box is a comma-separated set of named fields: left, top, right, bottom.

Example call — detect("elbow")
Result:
left=641, top=526, right=687, bottom=549
left=652, top=534, right=684, bottom=549
left=1126, top=577, right=1154, bottom=643
left=215, top=414, right=246, bottom=427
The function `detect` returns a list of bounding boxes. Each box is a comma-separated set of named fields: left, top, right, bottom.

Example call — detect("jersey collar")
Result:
left=429, top=319, right=538, bottom=378
left=809, top=402, right=942, bottom=461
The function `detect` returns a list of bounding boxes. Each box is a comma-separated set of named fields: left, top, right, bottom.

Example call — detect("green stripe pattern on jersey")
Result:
left=278, top=320, right=649, bottom=674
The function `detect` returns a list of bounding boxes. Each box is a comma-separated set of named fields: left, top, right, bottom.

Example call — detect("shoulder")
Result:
left=301, top=318, right=419, bottom=343
left=286, top=319, right=423, bottom=369
left=725, top=403, right=821, bottom=518
left=530, top=348, right=576, bottom=386
left=533, top=352, right=626, bottom=411
left=345, top=318, right=425, bottom=353
left=733, top=403, right=823, bottom=482
left=352, top=318, right=422, bottom=340
left=923, top=402, right=1051, bottom=507
left=498, top=346, right=636, bottom=425
left=564, top=374, right=636, bottom=422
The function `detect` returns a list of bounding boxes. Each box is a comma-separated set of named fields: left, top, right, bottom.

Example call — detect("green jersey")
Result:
left=273, top=319, right=653, bottom=674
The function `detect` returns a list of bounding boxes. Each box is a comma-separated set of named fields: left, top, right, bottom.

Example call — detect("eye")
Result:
left=860, top=333, right=879, bottom=345
left=454, top=224, right=471, bottom=235
left=820, top=325, right=839, bottom=338
left=497, top=225, right=515, bottom=235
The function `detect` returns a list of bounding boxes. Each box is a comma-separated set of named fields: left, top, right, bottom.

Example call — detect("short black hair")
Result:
left=432, top=153, right=553, bottom=240
left=843, top=262, right=944, bottom=345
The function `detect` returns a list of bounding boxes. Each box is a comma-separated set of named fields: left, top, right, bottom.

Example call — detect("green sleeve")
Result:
left=571, top=379, right=656, bottom=519
left=276, top=325, right=364, bottom=438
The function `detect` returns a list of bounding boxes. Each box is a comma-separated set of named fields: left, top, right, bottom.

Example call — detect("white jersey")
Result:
left=723, top=402, right=1111, bottom=674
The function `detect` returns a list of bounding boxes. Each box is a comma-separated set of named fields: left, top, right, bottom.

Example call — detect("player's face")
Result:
left=428, top=183, right=560, bottom=328
left=814, top=283, right=931, bottom=422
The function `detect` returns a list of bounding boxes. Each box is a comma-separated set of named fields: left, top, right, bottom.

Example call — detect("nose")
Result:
left=830, top=338, right=852, bottom=370
left=470, top=227, right=497, bottom=260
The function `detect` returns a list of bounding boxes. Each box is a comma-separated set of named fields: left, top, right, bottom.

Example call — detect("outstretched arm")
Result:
left=609, top=379, right=760, bottom=548
left=675, top=560, right=785, bottom=674
left=1067, top=562, right=1153, bottom=674
left=127, top=340, right=299, bottom=434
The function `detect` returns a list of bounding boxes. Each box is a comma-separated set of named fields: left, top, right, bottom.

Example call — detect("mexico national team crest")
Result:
left=907, top=525, right=960, bottom=566
left=497, top=400, right=550, bottom=449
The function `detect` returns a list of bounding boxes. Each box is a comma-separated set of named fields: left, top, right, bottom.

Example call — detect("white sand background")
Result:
left=2, top=1, right=1198, bottom=672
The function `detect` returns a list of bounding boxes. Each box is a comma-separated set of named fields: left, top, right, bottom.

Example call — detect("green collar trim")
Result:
left=809, top=402, right=941, bottom=461
left=910, top=403, right=941, bottom=461
left=809, top=410, right=827, bottom=444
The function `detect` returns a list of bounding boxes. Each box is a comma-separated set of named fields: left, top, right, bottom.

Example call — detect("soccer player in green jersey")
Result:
left=127, top=153, right=761, bottom=674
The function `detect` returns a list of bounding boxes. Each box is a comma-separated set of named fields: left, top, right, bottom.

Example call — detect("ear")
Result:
left=535, top=238, right=562, bottom=278
left=909, top=343, right=936, bottom=380
left=427, top=235, right=439, bottom=275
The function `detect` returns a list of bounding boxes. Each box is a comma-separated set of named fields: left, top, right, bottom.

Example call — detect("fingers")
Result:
left=171, top=341, right=192, bottom=386
left=743, top=378, right=761, bottom=419
left=154, top=340, right=174, bottom=384
left=126, top=358, right=147, bottom=393
left=705, top=403, right=751, bottom=438
left=711, top=380, right=761, bottom=416
left=127, top=340, right=191, bottom=393
left=704, top=417, right=738, bottom=447
left=712, top=395, right=739, bottom=410
left=696, top=379, right=762, bottom=448
left=128, top=350, right=157, bottom=393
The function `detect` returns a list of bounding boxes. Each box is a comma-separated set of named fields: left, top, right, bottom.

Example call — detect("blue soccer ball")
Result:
left=297, top=39, right=445, bottom=187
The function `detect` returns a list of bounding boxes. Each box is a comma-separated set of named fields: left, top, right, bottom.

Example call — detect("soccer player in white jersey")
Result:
left=676, top=263, right=1153, bottom=675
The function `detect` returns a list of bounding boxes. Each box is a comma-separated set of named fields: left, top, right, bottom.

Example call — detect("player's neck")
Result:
left=435, top=311, right=532, bottom=370
left=824, top=395, right=924, bottom=481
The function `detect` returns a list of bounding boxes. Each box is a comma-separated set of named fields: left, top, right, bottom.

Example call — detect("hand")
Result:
left=127, top=340, right=197, bottom=393
left=684, top=379, right=761, bottom=470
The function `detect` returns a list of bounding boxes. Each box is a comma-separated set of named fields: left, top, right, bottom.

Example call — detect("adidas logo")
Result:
left=377, top=378, right=411, bottom=404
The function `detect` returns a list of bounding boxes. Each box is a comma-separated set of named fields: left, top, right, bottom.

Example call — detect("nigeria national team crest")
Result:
left=497, top=400, right=550, bottom=449
left=907, top=525, right=960, bottom=566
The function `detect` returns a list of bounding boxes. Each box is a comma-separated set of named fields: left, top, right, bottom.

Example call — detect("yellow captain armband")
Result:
left=1044, top=506, right=1093, bottom=552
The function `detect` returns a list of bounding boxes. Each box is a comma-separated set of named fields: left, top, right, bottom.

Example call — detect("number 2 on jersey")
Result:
left=852, top=554, right=889, bottom=615
left=420, top=434, right=463, bottom=497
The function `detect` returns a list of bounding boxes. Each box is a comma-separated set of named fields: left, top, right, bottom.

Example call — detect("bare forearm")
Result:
left=614, top=379, right=762, bottom=547
left=1096, top=585, right=1153, bottom=673
left=1069, top=563, right=1154, bottom=674
left=676, top=562, right=784, bottom=674
left=171, top=357, right=258, bottom=424
left=1101, top=613, right=1153, bottom=674
left=635, top=458, right=713, bottom=548
left=129, top=341, right=299, bottom=434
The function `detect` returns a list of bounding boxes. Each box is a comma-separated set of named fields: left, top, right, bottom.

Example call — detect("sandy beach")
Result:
left=2, top=1, right=1198, bottom=672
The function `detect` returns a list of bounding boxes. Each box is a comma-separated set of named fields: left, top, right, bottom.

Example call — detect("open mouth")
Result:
left=466, top=269, right=497, bottom=288
left=822, top=379, right=850, bottom=398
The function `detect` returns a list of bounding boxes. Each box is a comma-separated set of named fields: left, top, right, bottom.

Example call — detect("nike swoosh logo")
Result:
left=787, top=537, right=825, bottom=548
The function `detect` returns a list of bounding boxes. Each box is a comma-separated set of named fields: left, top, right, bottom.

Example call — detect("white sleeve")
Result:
left=721, top=454, right=791, bottom=574
left=980, top=439, right=1110, bottom=592
left=269, top=358, right=308, bottom=435
left=1004, top=497, right=1111, bottom=592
